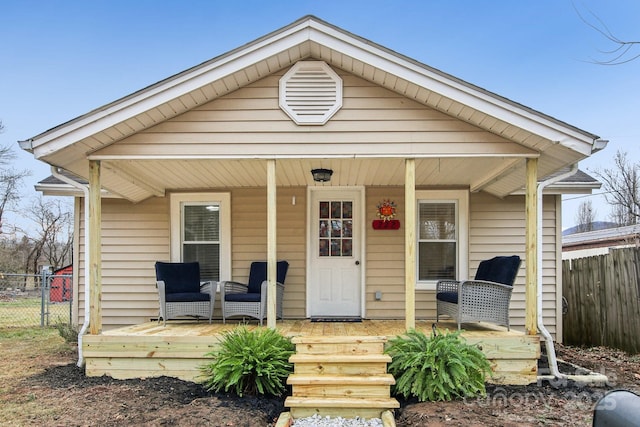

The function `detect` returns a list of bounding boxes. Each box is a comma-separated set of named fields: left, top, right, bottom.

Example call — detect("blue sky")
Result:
left=2, top=0, right=639, bottom=230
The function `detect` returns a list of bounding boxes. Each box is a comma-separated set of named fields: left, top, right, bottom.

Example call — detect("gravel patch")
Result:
left=292, top=414, right=383, bottom=427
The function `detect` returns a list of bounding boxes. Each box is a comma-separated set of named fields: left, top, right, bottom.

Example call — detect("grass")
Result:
left=0, top=297, right=71, bottom=328
left=0, top=326, right=76, bottom=423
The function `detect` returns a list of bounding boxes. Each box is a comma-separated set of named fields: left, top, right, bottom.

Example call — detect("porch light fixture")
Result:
left=311, top=168, right=333, bottom=182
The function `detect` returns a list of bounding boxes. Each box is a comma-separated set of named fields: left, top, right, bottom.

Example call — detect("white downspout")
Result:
left=536, top=164, right=579, bottom=379
left=51, top=167, right=91, bottom=367
left=535, top=164, right=608, bottom=385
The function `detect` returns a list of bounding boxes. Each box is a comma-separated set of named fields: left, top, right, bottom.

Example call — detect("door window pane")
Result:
left=331, top=239, right=341, bottom=256
left=318, top=200, right=353, bottom=257
left=343, top=202, right=352, bottom=219
left=319, top=220, right=329, bottom=237
left=331, top=201, right=341, bottom=218
left=319, top=202, right=330, bottom=219
left=331, top=220, right=342, bottom=237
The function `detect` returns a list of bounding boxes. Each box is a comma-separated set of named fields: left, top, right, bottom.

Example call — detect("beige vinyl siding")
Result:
left=469, top=192, right=559, bottom=336
left=365, top=187, right=406, bottom=318
left=77, top=197, right=170, bottom=329
left=99, top=70, right=519, bottom=160
left=229, top=187, right=306, bottom=319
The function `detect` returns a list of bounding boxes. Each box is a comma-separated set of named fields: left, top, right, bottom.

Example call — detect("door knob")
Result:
left=355, top=260, right=360, bottom=265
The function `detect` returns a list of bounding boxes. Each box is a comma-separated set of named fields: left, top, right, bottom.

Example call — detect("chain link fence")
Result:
left=0, top=269, right=73, bottom=328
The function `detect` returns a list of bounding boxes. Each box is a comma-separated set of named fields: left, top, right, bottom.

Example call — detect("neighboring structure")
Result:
left=20, top=16, right=606, bottom=342
left=49, top=264, right=73, bottom=303
left=563, top=224, right=640, bottom=260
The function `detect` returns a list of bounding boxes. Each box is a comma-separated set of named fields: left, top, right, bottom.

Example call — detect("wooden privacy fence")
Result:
left=562, top=247, right=640, bottom=353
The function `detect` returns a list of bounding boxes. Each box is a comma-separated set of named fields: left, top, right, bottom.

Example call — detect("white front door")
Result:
left=308, top=188, right=363, bottom=317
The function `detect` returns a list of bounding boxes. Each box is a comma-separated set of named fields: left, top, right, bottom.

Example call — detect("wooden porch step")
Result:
left=286, top=335, right=399, bottom=418
left=285, top=397, right=400, bottom=409
left=291, top=335, right=388, bottom=355
left=287, top=374, right=395, bottom=398
left=288, top=374, right=395, bottom=385
left=289, top=353, right=392, bottom=364
left=290, top=354, right=391, bottom=376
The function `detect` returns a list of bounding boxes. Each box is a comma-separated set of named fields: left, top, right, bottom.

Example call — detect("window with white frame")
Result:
left=170, top=193, right=231, bottom=283
left=416, top=190, right=468, bottom=290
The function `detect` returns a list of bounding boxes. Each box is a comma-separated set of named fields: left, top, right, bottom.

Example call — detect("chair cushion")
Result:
left=436, top=291, right=458, bottom=304
left=225, top=292, right=262, bottom=302
left=155, top=261, right=201, bottom=294
left=247, top=261, right=289, bottom=294
left=247, top=263, right=267, bottom=294
left=474, top=255, right=521, bottom=286
left=165, top=292, right=210, bottom=302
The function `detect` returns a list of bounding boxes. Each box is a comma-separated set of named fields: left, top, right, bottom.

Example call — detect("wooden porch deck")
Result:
left=83, top=319, right=540, bottom=385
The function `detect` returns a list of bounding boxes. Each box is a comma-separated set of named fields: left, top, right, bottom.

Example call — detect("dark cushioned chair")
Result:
left=220, top=261, right=289, bottom=325
left=436, top=255, right=521, bottom=330
left=155, top=261, right=215, bottom=326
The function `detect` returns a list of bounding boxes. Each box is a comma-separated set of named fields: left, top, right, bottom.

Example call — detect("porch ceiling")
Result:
left=25, top=16, right=602, bottom=203
left=44, top=157, right=540, bottom=202
left=110, top=157, right=524, bottom=192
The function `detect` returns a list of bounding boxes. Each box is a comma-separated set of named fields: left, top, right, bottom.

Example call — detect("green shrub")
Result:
left=385, top=328, right=491, bottom=402
left=200, top=327, right=295, bottom=397
left=55, top=322, right=79, bottom=343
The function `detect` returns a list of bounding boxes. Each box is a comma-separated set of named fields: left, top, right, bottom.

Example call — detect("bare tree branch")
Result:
left=0, top=145, right=30, bottom=234
left=21, top=196, right=73, bottom=273
left=593, top=150, right=640, bottom=226
left=573, top=2, right=640, bottom=65
left=575, top=200, right=596, bottom=232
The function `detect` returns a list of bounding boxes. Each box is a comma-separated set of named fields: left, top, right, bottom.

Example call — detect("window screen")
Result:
left=418, top=202, right=457, bottom=281
left=182, top=203, right=220, bottom=281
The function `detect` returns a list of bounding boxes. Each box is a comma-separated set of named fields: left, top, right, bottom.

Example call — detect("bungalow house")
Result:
left=20, top=16, right=606, bottom=384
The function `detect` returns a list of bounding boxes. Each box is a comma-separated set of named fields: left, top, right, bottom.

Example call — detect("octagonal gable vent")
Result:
left=279, top=61, right=342, bottom=125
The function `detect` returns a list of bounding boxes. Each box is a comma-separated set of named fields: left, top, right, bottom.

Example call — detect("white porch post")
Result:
left=88, top=160, right=102, bottom=335
left=525, top=158, right=538, bottom=335
left=405, top=158, right=416, bottom=330
left=266, top=159, right=277, bottom=329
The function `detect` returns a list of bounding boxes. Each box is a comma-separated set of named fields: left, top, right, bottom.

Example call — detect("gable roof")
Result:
left=20, top=15, right=605, bottom=202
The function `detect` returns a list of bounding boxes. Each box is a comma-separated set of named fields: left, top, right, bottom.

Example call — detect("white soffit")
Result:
left=279, top=60, right=342, bottom=125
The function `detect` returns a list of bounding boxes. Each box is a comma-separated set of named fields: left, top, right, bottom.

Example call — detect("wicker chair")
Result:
left=220, top=261, right=289, bottom=325
left=155, top=261, right=215, bottom=326
left=436, top=255, right=521, bottom=330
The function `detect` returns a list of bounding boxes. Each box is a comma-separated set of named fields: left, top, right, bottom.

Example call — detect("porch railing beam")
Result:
left=405, top=158, right=416, bottom=330
left=525, top=157, right=538, bottom=335
left=266, top=159, right=277, bottom=329
left=89, top=160, right=102, bottom=335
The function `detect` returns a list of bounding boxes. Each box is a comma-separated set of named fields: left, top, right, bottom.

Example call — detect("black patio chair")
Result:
left=155, top=261, right=215, bottom=326
left=436, top=255, right=521, bottom=329
left=220, top=261, right=289, bottom=325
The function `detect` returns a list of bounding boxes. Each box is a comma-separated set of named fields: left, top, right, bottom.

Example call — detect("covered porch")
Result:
left=82, top=319, right=540, bottom=385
